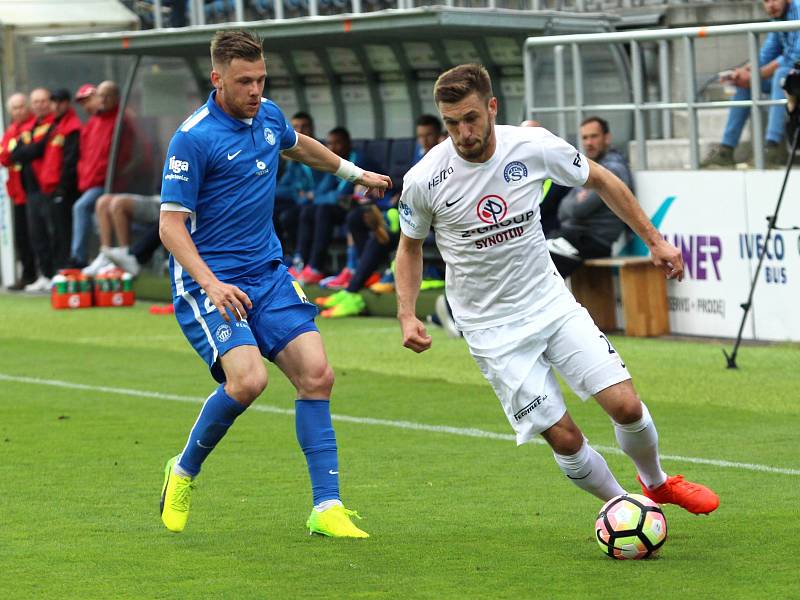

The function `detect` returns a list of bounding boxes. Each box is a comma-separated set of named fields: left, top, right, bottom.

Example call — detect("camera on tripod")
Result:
left=782, top=60, right=800, bottom=121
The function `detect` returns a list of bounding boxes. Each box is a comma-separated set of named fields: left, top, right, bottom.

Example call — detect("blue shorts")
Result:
left=173, top=262, right=319, bottom=383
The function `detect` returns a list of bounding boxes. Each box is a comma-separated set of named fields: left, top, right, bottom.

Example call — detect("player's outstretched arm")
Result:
left=584, top=160, right=684, bottom=281
left=395, top=233, right=432, bottom=353
left=282, top=133, right=392, bottom=196
left=159, top=210, right=252, bottom=321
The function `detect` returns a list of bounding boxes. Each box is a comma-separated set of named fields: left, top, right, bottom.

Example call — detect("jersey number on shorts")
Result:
left=200, top=290, right=215, bottom=314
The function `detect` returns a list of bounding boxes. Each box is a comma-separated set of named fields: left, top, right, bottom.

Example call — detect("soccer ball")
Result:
left=595, top=493, right=667, bottom=560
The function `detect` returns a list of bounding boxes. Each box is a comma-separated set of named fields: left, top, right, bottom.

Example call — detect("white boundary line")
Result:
left=2, top=373, right=798, bottom=476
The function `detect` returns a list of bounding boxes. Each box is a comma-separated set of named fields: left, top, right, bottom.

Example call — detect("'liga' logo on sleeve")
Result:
left=169, top=156, right=189, bottom=174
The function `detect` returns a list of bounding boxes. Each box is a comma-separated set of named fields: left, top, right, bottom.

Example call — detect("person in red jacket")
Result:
left=0, top=92, right=36, bottom=289
left=38, top=89, right=82, bottom=269
left=70, top=80, right=134, bottom=268
left=74, top=83, right=99, bottom=117
left=9, top=87, right=55, bottom=292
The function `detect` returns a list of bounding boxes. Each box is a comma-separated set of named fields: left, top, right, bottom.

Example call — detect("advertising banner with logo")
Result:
left=635, top=171, right=799, bottom=341
left=635, top=172, right=753, bottom=339
left=743, top=172, right=800, bottom=341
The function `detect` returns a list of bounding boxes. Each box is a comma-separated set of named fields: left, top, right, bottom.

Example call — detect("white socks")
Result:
left=554, top=439, right=626, bottom=501
left=314, top=499, right=343, bottom=513
left=613, top=402, right=667, bottom=490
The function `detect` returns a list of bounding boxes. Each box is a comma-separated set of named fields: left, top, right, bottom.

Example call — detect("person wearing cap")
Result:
left=0, top=92, right=37, bottom=290
left=75, top=84, right=100, bottom=117
left=70, top=80, right=135, bottom=268
left=38, top=89, right=82, bottom=268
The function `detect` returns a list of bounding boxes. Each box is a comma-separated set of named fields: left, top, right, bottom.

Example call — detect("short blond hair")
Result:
left=211, top=30, right=263, bottom=68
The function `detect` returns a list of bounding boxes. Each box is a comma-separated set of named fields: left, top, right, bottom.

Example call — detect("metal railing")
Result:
left=524, top=20, right=800, bottom=170
left=135, top=0, right=737, bottom=28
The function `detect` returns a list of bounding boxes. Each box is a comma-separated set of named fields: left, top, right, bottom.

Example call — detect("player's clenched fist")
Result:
left=356, top=171, right=392, bottom=198
left=400, top=316, right=432, bottom=353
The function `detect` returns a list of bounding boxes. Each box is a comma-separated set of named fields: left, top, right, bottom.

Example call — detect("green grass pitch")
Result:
left=0, top=293, right=798, bottom=598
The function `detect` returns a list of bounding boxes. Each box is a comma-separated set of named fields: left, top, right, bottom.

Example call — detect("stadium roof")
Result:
left=34, top=6, right=618, bottom=57
left=0, top=0, right=137, bottom=34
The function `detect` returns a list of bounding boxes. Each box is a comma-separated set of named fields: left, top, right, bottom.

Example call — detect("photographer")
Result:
left=703, top=0, right=800, bottom=169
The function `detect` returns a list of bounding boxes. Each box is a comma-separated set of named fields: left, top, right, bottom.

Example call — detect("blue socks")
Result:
left=295, top=399, right=340, bottom=505
left=346, top=244, right=358, bottom=271
left=177, top=384, right=246, bottom=477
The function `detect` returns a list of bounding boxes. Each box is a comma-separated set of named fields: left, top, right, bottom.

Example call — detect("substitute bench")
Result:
left=569, top=256, right=669, bottom=337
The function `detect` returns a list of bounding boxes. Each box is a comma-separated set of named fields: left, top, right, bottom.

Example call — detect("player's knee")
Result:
left=227, top=370, right=267, bottom=404
left=610, top=396, right=643, bottom=425
left=298, top=363, right=334, bottom=397
left=542, top=417, right=584, bottom=455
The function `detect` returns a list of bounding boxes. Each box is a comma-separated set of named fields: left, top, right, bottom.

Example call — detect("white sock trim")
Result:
left=613, top=401, right=651, bottom=433
left=314, top=499, right=343, bottom=512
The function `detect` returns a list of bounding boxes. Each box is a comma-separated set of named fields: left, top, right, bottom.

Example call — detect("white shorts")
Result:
left=463, top=307, right=631, bottom=445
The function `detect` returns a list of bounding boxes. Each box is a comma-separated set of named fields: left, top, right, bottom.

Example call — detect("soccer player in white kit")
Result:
left=395, top=64, right=719, bottom=515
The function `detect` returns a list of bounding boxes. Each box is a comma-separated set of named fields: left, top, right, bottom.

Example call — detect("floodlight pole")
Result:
left=723, top=121, right=800, bottom=369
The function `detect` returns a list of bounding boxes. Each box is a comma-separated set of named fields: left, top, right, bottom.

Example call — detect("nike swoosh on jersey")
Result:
left=227, top=150, right=243, bottom=160
left=445, top=195, right=464, bottom=207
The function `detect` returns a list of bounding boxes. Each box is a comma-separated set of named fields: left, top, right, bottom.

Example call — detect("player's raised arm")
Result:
left=583, top=160, right=684, bottom=281
left=282, top=132, right=392, bottom=195
left=395, top=232, right=432, bottom=353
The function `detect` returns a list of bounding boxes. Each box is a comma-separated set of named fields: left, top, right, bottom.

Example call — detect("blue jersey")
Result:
left=161, top=91, right=297, bottom=290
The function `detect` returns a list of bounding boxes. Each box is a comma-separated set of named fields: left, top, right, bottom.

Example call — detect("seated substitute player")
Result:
left=158, top=30, right=391, bottom=538
left=395, top=64, right=719, bottom=516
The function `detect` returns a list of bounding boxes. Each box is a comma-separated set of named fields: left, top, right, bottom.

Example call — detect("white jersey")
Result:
left=399, top=125, right=590, bottom=332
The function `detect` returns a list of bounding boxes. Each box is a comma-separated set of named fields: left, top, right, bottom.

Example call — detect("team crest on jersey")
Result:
left=264, top=127, right=275, bottom=145
left=476, top=195, right=508, bottom=224
left=215, top=324, right=232, bottom=343
left=503, top=161, right=528, bottom=183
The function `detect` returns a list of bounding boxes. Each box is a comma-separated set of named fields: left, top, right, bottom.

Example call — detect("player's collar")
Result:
left=206, top=90, right=259, bottom=131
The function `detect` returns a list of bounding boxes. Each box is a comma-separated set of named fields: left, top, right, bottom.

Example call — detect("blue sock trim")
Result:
left=346, top=244, right=358, bottom=271
left=177, top=384, right=245, bottom=476
left=295, top=399, right=340, bottom=505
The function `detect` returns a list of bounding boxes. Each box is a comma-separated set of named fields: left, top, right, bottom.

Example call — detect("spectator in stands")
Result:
left=702, top=0, right=800, bottom=169
left=275, top=111, right=318, bottom=263
left=74, top=83, right=99, bottom=117
left=0, top=92, right=37, bottom=290
left=69, top=80, right=133, bottom=268
left=547, top=116, right=631, bottom=278
left=38, top=89, right=82, bottom=270
left=166, top=0, right=188, bottom=28
left=315, top=115, right=446, bottom=316
left=10, top=88, right=55, bottom=293
left=82, top=193, right=161, bottom=277
left=414, top=114, right=444, bottom=164
left=291, top=126, right=363, bottom=284
left=315, top=192, right=400, bottom=317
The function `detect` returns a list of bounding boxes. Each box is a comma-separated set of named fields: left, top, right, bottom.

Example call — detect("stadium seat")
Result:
left=364, top=139, right=390, bottom=173
left=387, top=137, right=415, bottom=184
left=351, top=139, right=369, bottom=161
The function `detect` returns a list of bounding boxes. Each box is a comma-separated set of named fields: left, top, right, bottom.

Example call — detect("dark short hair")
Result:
left=416, top=114, right=442, bottom=133
left=434, top=64, right=493, bottom=105
left=211, top=30, right=263, bottom=68
left=50, top=89, right=71, bottom=102
left=581, top=116, right=610, bottom=134
left=291, top=111, right=314, bottom=125
left=327, top=126, right=351, bottom=144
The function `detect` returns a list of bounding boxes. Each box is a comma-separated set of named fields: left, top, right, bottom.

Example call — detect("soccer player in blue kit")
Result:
left=158, top=30, right=391, bottom=537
